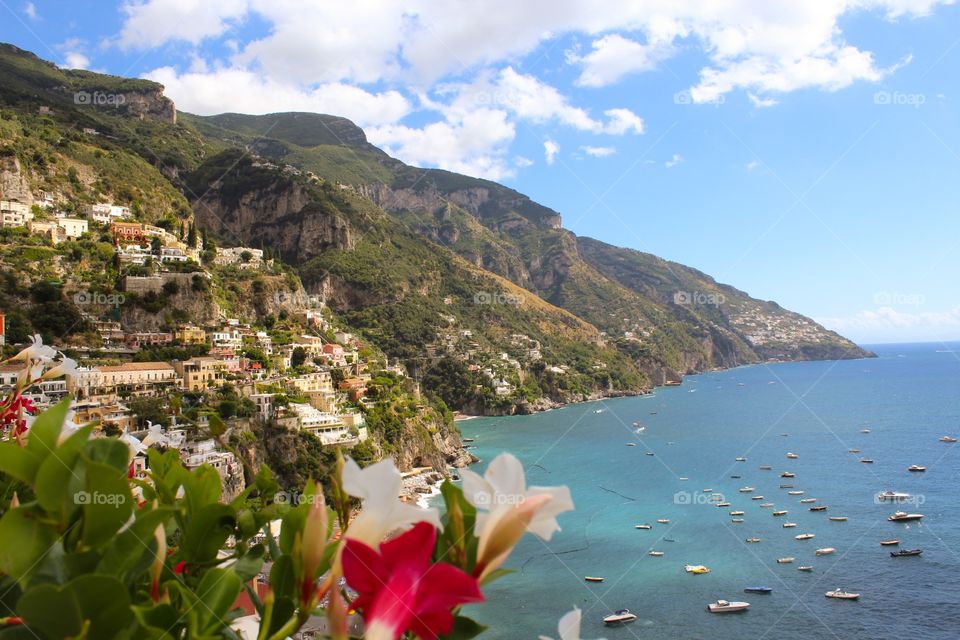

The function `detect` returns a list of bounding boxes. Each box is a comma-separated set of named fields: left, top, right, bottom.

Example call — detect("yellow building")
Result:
left=175, top=325, right=207, bottom=344
left=175, top=357, right=226, bottom=391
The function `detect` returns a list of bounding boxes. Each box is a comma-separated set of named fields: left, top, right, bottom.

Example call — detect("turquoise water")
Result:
left=454, top=343, right=960, bottom=639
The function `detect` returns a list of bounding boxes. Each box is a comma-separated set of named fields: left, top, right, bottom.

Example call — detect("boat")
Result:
left=877, top=491, right=912, bottom=502
left=908, top=465, right=927, bottom=472
left=795, top=533, right=815, bottom=540
left=890, top=548, right=923, bottom=557
left=888, top=511, right=924, bottom=522
left=798, top=566, right=814, bottom=572
left=829, top=516, right=848, bottom=522
left=730, top=510, right=745, bottom=516
left=679, top=477, right=688, bottom=481
left=751, top=496, right=764, bottom=500
left=602, top=610, right=638, bottom=626
left=860, top=458, right=874, bottom=464
left=848, top=448, right=860, bottom=453
left=759, top=465, right=773, bottom=470
left=685, top=565, right=710, bottom=574
left=657, top=519, right=670, bottom=524
left=594, top=409, right=605, bottom=414
left=664, top=538, right=677, bottom=543
left=739, top=487, right=755, bottom=493
left=783, top=523, right=797, bottom=528
left=626, top=443, right=637, bottom=447
left=702, top=488, right=713, bottom=493
left=645, top=452, right=655, bottom=456
left=825, top=589, right=860, bottom=600
left=760, top=503, right=774, bottom=508
left=861, top=428, right=871, bottom=433
left=710, top=494, right=724, bottom=501
left=940, top=436, right=958, bottom=443
left=707, top=600, right=750, bottom=613
left=716, top=502, right=731, bottom=508
left=462, top=438, right=475, bottom=443
left=743, top=587, right=772, bottom=594
left=880, top=540, right=900, bottom=546
left=585, top=576, right=605, bottom=582
left=731, top=518, right=745, bottom=523
left=773, top=510, right=788, bottom=516
left=781, top=472, right=795, bottom=478
left=779, top=483, right=794, bottom=489
left=636, top=524, right=652, bottom=530
left=815, top=548, right=837, bottom=556
left=787, top=452, right=798, bottom=459
left=810, top=506, right=828, bottom=512
left=800, top=498, right=817, bottom=503
left=730, top=474, right=742, bottom=479
left=648, top=551, right=665, bottom=557
left=746, top=537, right=762, bottom=543
left=788, top=490, right=804, bottom=495
left=777, top=557, right=794, bottom=564
left=735, top=457, right=747, bottom=462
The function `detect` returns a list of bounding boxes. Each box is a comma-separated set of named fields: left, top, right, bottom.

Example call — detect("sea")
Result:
left=450, top=343, right=960, bottom=639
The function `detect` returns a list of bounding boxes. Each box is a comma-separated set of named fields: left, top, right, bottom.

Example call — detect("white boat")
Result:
left=848, top=448, right=860, bottom=453
left=648, top=551, right=664, bottom=557
left=679, top=477, right=689, bottom=481
left=645, top=452, right=655, bottom=456
left=783, top=523, right=797, bottom=528
left=798, top=566, right=814, bottom=572
left=788, top=490, right=804, bottom=495
left=777, top=557, right=794, bottom=564
left=888, top=511, right=924, bottom=522
left=657, top=519, right=670, bottom=524
left=730, top=510, right=745, bottom=516
left=941, top=436, right=958, bottom=443
left=735, top=457, right=747, bottom=462
left=907, top=465, right=927, bottom=472
left=876, top=491, right=911, bottom=502
left=685, top=565, right=711, bottom=574
left=786, top=452, right=798, bottom=459
left=861, top=428, right=871, bottom=433
left=602, top=610, right=638, bottom=625
left=800, top=498, right=816, bottom=503
left=829, top=516, right=848, bottom=522
left=702, top=488, right=713, bottom=492
left=816, top=548, right=837, bottom=556
left=751, top=496, right=764, bottom=500
left=731, top=518, right=745, bottom=523
left=716, top=502, right=731, bottom=508
left=707, top=600, right=750, bottom=613
left=746, top=537, right=761, bottom=543
left=825, top=589, right=859, bottom=600
left=795, top=533, right=815, bottom=540
left=759, top=465, right=773, bottom=470
left=635, top=524, right=652, bottom=530
left=585, top=576, right=605, bottom=582
left=781, top=472, right=795, bottom=478
left=626, top=443, right=637, bottom=447
left=760, top=503, right=774, bottom=508
left=739, top=487, right=755, bottom=493
left=773, top=510, right=788, bottom=516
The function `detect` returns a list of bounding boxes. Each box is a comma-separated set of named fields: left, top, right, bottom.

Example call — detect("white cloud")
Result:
left=581, top=145, right=616, bottom=157
left=64, top=52, right=91, bottom=69
left=665, top=153, right=683, bottom=168
left=544, top=140, right=560, bottom=165
left=23, top=2, right=36, bottom=19
left=514, top=155, right=534, bottom=168
left=573, top=33, right=674, bottom=87
left=746, top=160, right=761, bottom=170
left=748, top=93, right=779, bottom=108
left=817, top=306, right=960, bottom=343
left=118, top=0, right=249, bottom=49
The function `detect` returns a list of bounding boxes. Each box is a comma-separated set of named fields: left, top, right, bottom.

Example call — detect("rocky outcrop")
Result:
left=0, top=156, right=32, bottom=202
left=115, top=88, right=177, bottom=124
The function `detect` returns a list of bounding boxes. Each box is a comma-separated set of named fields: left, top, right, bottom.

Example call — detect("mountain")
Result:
left=0, top=43, right=870, bottom=416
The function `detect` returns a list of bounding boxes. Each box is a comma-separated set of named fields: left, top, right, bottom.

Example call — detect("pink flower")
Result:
left=342, top=522, right=483, bottom=640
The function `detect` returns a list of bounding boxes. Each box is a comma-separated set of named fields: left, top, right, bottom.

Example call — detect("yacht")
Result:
left=781, top=472, right=796, bottom=478
left=739, top=487, right=755, bottom=493
left=798, top=566, right=814, bottom=572
left=940, top=435, right=958, bottom=443
left=602, top=610, right=638, bottom=626
left=800, top=498, right=817, bottom=503
left=783, top=523, right=797, bottom=528
left=876, top=491, right=911, bottom=502
left=773, top=510, right=788, bottom=516
left=786, top=452, right=799, bottom=459
left=880, top=540, right=900, bottom=546
left=795, top=533, right=816, bottom=540
left=584, top=576, right=605, bottom=582
left=890, top=548, right=923, bottom=557
left=685, top=565, right=710, bottom=574
left=888, top=511, right=924, bottom=522
left=777, top=557, right=795, bottom=564
left=707, top=600, right=750, bottom=613
left=825, top=589, right=859, bottom=600
left=743, top=586, right=772, bottom=594
left=907, top=465, right=927, bottom=472
left=815, top=548, right=837, bottom=556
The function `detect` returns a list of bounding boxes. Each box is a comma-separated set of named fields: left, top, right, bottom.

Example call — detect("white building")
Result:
left=86, top=203, right=130, bottom=225
left=214, top=246, right=264, bottom=269
left=0, top=200, right=32, bottom=228
left=288, top=403, right=360, bottom=445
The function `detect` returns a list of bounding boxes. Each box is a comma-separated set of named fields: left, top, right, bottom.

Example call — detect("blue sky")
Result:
left=2, top=1, right=959, bottom=343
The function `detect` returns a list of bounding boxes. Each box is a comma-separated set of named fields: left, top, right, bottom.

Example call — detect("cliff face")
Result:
left=111, top=88, right=177, bottom=124
left=0, top=156, right=32, bottom=202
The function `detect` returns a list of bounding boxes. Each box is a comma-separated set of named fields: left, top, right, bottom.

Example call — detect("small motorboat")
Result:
left=888, top=511, right=924, bottom=522
left=798, top=566, right=814, bottom=572
left=907, top=465, right=927, bottom=472
left=890, top=548, right=923, bottom=557
left=685, top=565, right=710, bottom=574
left=773, top=510, right=788, bottom=516
left=861, top=428, right=871, bottom=433
left=815, top=548, right=837, bottom=556
left=743, top=587, right=772, bottom=594
left=759, top=465, right=773, bottom=470
left=880, top=540, right=900, bottom=546
left=731, top=518, right=745, bottom=523
left=626, top=442, right=637, bottom=447
left=786, top=452, right=798, bottom=459
left=707, top=600, right=750, bottom=613
left=648, top=551, right=665, bottom=557
left=795, top=533, right=815, bottom=540
left=788, top=490, right=804, bottom=495
left=603, top=609, right=638, bottom=626
left=657, top=519, right=670, bottom=524
left=702, top=488, right=713, bottom=492
left=751, top=496, right=764, bottom=500
left=735, top=457, right=747, bottom=462
left=876, top=491, right=911, bottom=502
left=679, top=477, right=688, bottom=481
left=760, top=503, right=774, bottom=508
left=739, top=487, right=755, bottom=493
left=710, top=494, right=724, bottom=501
left=940, top=435, right=958, bottom=443
left=800, top=498, right=817, bottom=503
left=585, top=576, right=605, bottom=582
left=730, top=475, right=742, bottom=479
left=777, top=557, right=794, bottom=564
left=779, top=483, right=794, bottom=489
left=730, top=510, right=745, bottom=516
left=781, top=472, right=796, bottom=478
left=645, top=452, right=655, bottom=456
left=810, top=506, right=828, bottom=512
left=746, top=537, right=762, bottom=543
left=636, top=524, right=652, bottom=530
left=848, top=448, right=861, bottom=453
left=829, top=516, right=848, bottom=522
left=825, top=589, right=859, bottom=600
left=860, top=458, right=875, bottom=464
left=783, top=522, right=797, bottom=528
left=716, top=502, right=731, bottom=508
left=462, top=438, right=475, bottom=443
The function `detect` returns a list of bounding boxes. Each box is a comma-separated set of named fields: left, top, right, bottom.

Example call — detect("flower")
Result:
left=297, top=490, right=329, bottom=607
left=539, top=608, right=602, bottom=640
left=150, top=523, right=167, bottom=602
left=341, top=457, right=441, bottom=547
left=40, top=354, right=78, bottom=381
left=461, top=453, right=574, bottom=579
left=5, top=334, right=56, bottom=364
left=342, top=522, right=483, bottom=640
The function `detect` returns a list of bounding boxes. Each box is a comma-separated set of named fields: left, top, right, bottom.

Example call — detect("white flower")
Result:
left=121, top=433, right=147, bottom=461
left=42, top=354, right=78, bottom=381
left=8, top=334, right=57, bottom=363
left=539, top=608, right=603, bottom=640
left=341, top=457, right=441, bottom=546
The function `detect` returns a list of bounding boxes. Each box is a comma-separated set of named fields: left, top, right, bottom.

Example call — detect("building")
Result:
left=0, top=200, right=33, bottom=228
left=338, top=378, right=367, bottom=402
left=214, top=246, right=264, bottom=269
left=117, top=244, right=152, bottom=265
left=27, top=220, right=61, bottom=243
left=87, top=203, right=131, bottom=225
left=250, top=393, right=275, bottom=421
left=111, top=221, right=147, bottom=244
left=58, top=217, right=88, bottom=239
left=175, top=325, right=207, bottom=345
left=175, top=357, right=226, bottom=391
left=124, top=332, right=174, bottom=349
left=69, top=362, right=178, bottom=396
left=159, top=246, right=188, bottom=263
left=288, top=403, right=350, bottom=444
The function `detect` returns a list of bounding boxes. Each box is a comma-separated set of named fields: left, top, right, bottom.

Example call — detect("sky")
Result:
left=2, top=0, right=959, bottom=344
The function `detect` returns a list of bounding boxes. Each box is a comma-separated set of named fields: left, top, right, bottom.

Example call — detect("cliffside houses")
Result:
left=214, top=246, right=265, bottom=269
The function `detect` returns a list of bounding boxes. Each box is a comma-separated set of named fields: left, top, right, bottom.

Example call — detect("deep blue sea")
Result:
left=451, top=343, right=960, bottom=639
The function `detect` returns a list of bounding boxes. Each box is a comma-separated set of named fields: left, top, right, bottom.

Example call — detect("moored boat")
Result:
left=657, top=519, right=670, bottom=524
left=798, top=566, right=813, bottom=572
left=940, top=435, right=958, bottom=443
left=788, top=490, right=804, bottom=495
left=743, top=587, right=771, bottom=594
left=810, top=505, right=827, bottom=512
left=773, top=510, right=788, bottom=516
left=816, top=547, right=837, bottom=556
left=635, top=524, right=652, bottom=529
left=739, top=487, right=754, bottom=493
left=800, top=498, right=816, bottom=503
left=783, top=522, right=797, bottom=528
left=890, top=548, right=923, bottom=557
left=780, top=472, right=796, bottom=478
left=685, top=564, right=710, bottom=574
left=602, top=610, right=638, bottom=626
left=731, top=518, right=745, bottom=523
left=585, top=576, right=605, bottom=582
left=795, top=533, right=815, bottom=540
left=907, top=465, right=926, bottom=472
left=825, top=589, right=859, bottom=600
left=730, top=510, right=745, bottom=516
left=829, top=516, right=848, bottom=522
left=707, top=600, right=750, bottom=613
left=777, top=557, right=794, bottom=564
left=751, top=495, right=764, bottom=500
left=880, top=539, right=900, bottom=546
left=746, top=537, right=761, bottom=543
left=860, top=458, right=874, bottom=464
left=759, top=465, right=773, bottom=470
left=876, top=490, right=911, bottom=502
left=888, top=511, right=923, bottom=522
left=648, top=551, right=664, bottom=557
left=786, top=452, right=798, bottom=459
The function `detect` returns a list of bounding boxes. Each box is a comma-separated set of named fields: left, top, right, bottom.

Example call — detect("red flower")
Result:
left=173, top=561, right=188, bottom=575
left=342, top=522, right=483, bottom=640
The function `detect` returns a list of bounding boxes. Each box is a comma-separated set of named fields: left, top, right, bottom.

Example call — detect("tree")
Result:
left=290, top=346, right=307, bottom=368
left=127, top=396, right=170, bottom=428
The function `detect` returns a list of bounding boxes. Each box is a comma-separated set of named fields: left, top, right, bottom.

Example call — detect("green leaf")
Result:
left=0, top=508, right=58, bottom=585
left=80, top=460, right=134, bottom=548
left=98, top=507, right=175, bottom=583
left=34, top=425, right=94, bottom=518
left=132, top=602, right=181, bottom=638
left=441, top=615, right=488, bottom=640
left=68, top=574, right=134, bottom=639
left=268, top=554, right=295, bottom=600
left=0, top=440, right=45, bottom=486
left=231, top=545, right=264, bottom=582
left=82, top=437, right=132, bottom=472
left=24, top=397, right=71, bottom=465
left=16, top=583, right=83, bottom=639
left=170, top=465, right=223, bottom=518
left=194, top=568, right=243, bottom=635
left=180, top=503, right=236, bottom=563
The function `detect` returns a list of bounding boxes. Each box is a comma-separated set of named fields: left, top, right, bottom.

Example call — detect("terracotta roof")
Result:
left=98, top=362, right=175, bottom=372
